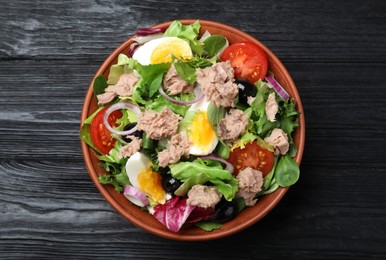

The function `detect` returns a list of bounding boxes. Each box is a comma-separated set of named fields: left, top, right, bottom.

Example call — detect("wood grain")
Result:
left=1, top=0, right=386, bottom=258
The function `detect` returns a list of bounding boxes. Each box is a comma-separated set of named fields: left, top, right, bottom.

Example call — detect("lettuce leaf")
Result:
left=169, top=159, right=238, bottom=200
left=164, top=20, right=204, bottom=55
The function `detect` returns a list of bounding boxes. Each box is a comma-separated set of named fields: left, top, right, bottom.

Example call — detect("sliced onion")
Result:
left=103, top=102, right=141, bottom=136
left=128, top=42, right=139, bottom=57
left=158, top=86, right=204, bottom=106
left=199, top=154, right=234, bottom=174
left=124, top=185, right=149, bottom=207
left=136, top=27, right=166, bottom=36
left=265, top=76, right=290, bottom=100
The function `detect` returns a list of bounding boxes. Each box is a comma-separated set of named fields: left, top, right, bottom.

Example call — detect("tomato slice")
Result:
left=221, top=42, right=268, bottom=84
left=228, top=141, right=274, bottom=177
left=90, top=107, right=122, bottom=154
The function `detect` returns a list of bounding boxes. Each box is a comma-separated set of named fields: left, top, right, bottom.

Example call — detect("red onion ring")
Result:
left=128, top=42, right=139, bottom=57
left=136, top=27, right=166, bottom=36
left=103, top=102, right=141, bottom=136
left=124, top=185, right=149, bottom=207
left=265, top=76, right=290, bottom=100
left=158, top=87, right=204, bottom=106
left=198, top=154, right=234, bottom=174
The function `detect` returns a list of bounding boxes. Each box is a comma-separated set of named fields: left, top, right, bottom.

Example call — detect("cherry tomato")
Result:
left=90, top=107, right=122, bottom=154
left=221, top=42, right=268, bottom=84
left=228, top=141, right=274, bottom=177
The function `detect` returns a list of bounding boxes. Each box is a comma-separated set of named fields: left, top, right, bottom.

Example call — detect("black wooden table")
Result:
left=1, top=0, right=386, bottom=259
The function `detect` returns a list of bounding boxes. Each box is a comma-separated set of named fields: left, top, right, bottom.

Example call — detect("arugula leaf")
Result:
left=173, top=61, right=196, bottom=84
left=93, top=75, right=108, bottom=96
left=203, top=35, right=227, bottom=56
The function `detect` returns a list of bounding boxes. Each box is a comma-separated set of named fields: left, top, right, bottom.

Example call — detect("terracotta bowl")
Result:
left=80, top=19, right=305, bottom=241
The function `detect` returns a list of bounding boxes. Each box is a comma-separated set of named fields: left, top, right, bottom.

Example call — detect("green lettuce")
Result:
left=169, top=159, right=238, bottom=200
left=164, top=20, right=204, bottom=55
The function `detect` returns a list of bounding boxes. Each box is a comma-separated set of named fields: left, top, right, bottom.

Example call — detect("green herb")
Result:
left=203, top=35, right=227, bottom=56
left=275, top=155, right=300, bottom=187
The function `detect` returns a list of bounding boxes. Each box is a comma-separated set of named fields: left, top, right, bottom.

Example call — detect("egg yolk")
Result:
left=150, top=38, right=192, bottom=64
left=190, top=112, right=216, bottom=152
left=137, top=167, right=166, bottom=204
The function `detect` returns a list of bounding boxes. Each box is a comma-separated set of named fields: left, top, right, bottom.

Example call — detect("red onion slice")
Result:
left=124, top=185, right=149, bottom=207
left=103, top=102, right=141, bottom=136
left=158, top=87, right=204, bottom=106
left=265, top=76, right=290, bottom=100
left=128, top=42, right=139, bottom=57
left=136, top=27, right=166, bottom=36
left=199, top=154, right=234, bottom=174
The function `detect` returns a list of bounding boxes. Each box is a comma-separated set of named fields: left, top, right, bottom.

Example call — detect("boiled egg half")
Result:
left=126, top=152, right=166, bottom=204
left=133, top=36, right=193, bottom=65
left=185, top=98, right=218, bottom=156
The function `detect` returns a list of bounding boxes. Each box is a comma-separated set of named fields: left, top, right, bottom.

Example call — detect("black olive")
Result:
left=161, top=175, right=182, bottom=193
left=235, top=78, right=257, bottom=105
left=213, top=198, right=237, bottom=223
left=122, top=123, right=143, bottom=142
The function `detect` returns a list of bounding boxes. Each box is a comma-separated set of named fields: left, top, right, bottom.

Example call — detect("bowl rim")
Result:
left=80, top=19, right=305, bottom=241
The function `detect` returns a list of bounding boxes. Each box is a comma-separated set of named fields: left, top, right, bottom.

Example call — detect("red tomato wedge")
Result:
left=221, top=42, right=268, bottom=84
left=228, top=141, right=274, bottom=177
left=90, top=107, right=122, bottom=154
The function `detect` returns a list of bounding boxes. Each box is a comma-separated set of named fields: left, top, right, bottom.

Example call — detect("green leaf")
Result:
left=163, top=20, right=203, bottom=55
left=275, top=155, right=300, bottom=187
left=173, top=61, right=196, bottom=84
left=262, top=157, right=278, bottom=191
left=195, top=221, right=222, bottom=231
left=149, top=72, right=164, bottom=97
left=164, top=20, right=184, bottom=37
left=207, top=101, right=225, bottom=132
left=174, top=172, right=210, bottom=196
left=93, top=75, right=108, bottom=96
left=203, top=35, right=227, bottom=56
left=107, top=54, right=136, bottom=84
left=216, top=140, right=230, bottom=159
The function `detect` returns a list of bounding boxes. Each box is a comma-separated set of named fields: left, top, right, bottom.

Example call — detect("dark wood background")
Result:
left=1, top=0, right=386, bottom=259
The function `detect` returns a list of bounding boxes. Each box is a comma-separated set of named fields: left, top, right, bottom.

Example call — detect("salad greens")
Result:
left=80, top=19, right=301, bottom=233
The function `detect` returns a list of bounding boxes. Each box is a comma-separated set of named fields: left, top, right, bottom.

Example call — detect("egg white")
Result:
left=132, top=36, right=191, bottom=66
left=187, top=98, right=218, bottom=156
left=125, top=152, right=151, bottom=189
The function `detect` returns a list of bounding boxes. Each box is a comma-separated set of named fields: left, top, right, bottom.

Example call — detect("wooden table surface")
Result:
left=1, top=0, right=386, bottom=259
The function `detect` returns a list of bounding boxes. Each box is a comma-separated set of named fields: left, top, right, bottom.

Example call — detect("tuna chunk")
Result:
left=217, top=109, right=249, bottom=142
left=265, top=92, right=278, bottom=122
left=118, top=136, right=142, bottom=159
left=264, top=128, right=289, bottom=156
left=187, top=185, right=222, bottom=208
left=163, top=64, right=194, bottom=95
left=236, top=167, right=263, bottom=206
left=196, top=61, right=238, bottom=107
left=137, top=107, right=182, bottom=140
left=158, top=132, right=191, bottom=167
left=97, top=73, right=138, bottom=105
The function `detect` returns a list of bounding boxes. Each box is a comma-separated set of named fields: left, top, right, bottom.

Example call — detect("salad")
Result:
left=80, top=20, right=300, bottom=233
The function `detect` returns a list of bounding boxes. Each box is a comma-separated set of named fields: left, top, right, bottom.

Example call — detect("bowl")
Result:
left=80, top=19, right=305, bottom=241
